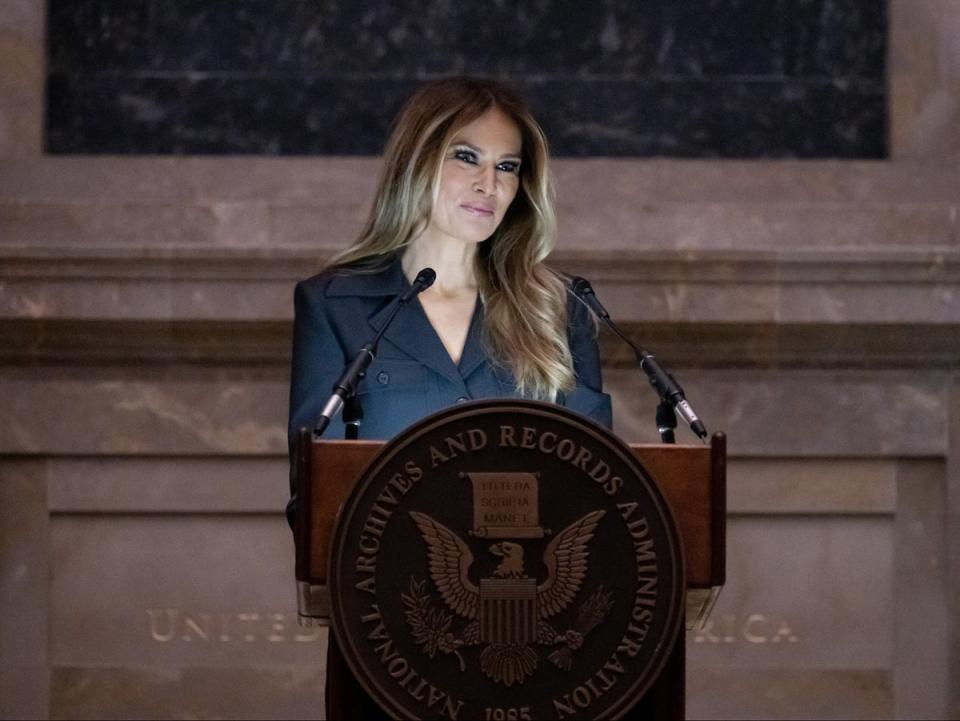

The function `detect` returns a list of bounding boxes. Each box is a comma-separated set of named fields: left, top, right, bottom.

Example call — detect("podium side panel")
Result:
left=307, top=441, right=382, bottom=584
left=631, top=444, right=715, bottom=588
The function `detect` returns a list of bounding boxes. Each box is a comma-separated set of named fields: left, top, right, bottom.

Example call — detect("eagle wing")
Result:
left=409, top=511, right=479, bottom=619
left=537, top=510, right=606, bottom=618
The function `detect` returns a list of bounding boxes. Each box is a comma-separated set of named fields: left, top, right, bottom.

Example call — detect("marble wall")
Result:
left=2, top=1, right=959, bottom=720
left=44, top=0, right=886, bottom=157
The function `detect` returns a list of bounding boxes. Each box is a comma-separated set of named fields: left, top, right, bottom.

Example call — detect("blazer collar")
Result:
left=324, top=256, right=408, bottom=298
left=344, top=255, right=485, bottom=386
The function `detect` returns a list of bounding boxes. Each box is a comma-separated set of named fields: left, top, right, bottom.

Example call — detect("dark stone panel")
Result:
left=46, top=0, right=815, bottom=78
left=44, top=0, right=889, bottom=157
left=293, top=2, right=648, bottom=77
left=149, top=1, right=305, bottom=73
left=46, top=74, right=418, bottom=155
left=291, top=1, right=786, bottom=78
left=46, top=72, right=885, bottom=157
left=45, top=74, right=183, bottom=154
left=524, top=78, right=886, bottom=158
left=649, top=0, right=788, bottom=77
left=47, top=0, right=307, bottom=74
left=171, top=76, right=418, bottom=154
left=47, top=0, right=154, bottom=73
left=784, top=0, right=887, bottom=78
left=302, top=1, right=783, bottom=79
left=294, top=1, right=589, bottom=77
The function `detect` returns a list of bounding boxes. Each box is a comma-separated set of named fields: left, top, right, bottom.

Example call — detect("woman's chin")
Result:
left=448, top=225, right=497, bottom=245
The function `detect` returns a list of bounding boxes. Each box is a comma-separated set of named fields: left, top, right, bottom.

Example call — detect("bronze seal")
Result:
left=329, top=400, right=684, bottom=720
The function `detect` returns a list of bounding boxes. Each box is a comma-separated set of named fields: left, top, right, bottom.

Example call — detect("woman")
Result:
left=288, top=75, right=613, bottom=719
left=288, top=76, right=610, bottom=463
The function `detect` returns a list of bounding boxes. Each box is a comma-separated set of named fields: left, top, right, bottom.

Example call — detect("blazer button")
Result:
left=376, top=371, right=389, bottom=385
left=455, top=396, right=469, bottom=404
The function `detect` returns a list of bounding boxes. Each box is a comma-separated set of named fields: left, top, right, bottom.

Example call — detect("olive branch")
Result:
left=401, top=577, right=467, bottom=671
left=548, top=584, right=616, bottom=670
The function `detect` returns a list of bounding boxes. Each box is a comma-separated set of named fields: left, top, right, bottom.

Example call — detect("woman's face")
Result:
left=425, top=107, right=523, bottom=246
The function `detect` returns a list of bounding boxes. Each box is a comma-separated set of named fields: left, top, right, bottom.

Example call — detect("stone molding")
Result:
left=3, top=157, right=959, bottom=204
left=3, top=245, right=959, bottom=325
left=4, top=243, right=960, bottom=282
left=5, top=318, right=960, bottom=371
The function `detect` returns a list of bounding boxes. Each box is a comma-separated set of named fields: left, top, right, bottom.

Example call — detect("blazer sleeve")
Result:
left=286, top=278, right=347, bottom=528
left=564, top=296, right=614, bottom=429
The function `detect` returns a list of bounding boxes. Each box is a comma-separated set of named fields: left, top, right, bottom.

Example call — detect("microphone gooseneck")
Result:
left=566, top=275, right=708, bottom=442
left=313, top=267, right=436, bottom=438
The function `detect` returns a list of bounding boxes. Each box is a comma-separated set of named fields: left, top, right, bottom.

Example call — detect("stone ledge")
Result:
left=3, top=319, right=960, bottom=370
left=4, top=244, right=960, bottom=280
left=2, top=247, right=959, bottom=324
left=1, top=198, right=956, bottom=251
left=1, top=159, right=957, bottom=257
left=0, top=367, right=947, bottom=456
left=2, top=157, right=959, bottom=204
left=606, top=368, right=948, bottom=455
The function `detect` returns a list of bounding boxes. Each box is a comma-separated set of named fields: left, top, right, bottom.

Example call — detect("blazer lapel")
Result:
left=332, top=255, right=480, bottom=388
left=368, top=296, right=466, bottom=387
left=456, top=297, right=487, bottom=379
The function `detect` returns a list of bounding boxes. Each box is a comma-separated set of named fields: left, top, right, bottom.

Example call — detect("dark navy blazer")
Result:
left=286, top=256, right=612, bottom=522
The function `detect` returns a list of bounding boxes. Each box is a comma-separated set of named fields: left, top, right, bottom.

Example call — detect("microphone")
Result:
left=567, top=275, right=708, bottom=442
left=400, top=267, right=437, bottom=303
left=570, top=276, right=611, bottom=321
left=313, top=267, right=436, bottom=438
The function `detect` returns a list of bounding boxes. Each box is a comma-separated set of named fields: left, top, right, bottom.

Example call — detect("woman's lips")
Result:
left=461, top=202, right=494, bottom=217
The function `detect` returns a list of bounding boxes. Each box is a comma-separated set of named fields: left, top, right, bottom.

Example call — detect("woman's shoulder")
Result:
left=296, top=254, right=403, bottom=299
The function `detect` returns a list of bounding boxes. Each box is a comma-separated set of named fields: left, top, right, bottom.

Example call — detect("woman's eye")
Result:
left=497, top=161, right=520, bottom=174
left=453, top=150, right=477, bottom=164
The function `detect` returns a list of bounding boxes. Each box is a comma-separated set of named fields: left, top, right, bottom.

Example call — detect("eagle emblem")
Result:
left=404, top=509, right=614, bottom=686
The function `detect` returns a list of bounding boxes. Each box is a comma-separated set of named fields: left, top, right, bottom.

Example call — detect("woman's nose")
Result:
left=473, top=164, right=497, bottom=194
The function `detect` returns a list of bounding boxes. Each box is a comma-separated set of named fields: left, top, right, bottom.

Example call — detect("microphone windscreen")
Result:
left=569, top=276, right=594, bottom=297
left=415, top=267, right=436, bottom=289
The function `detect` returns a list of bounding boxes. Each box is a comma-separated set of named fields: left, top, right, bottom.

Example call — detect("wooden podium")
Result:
left=295, top=428, right=726, bottom=719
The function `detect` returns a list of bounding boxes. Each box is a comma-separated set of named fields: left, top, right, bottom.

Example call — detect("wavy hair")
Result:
left=330, top=76, right=574, bottom=401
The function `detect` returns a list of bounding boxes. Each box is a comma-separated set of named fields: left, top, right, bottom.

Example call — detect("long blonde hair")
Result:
left=330, top=76, right=574, bottom=400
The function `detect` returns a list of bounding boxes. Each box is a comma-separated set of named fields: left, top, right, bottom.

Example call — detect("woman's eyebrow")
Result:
left=452, top=140, right=522, bottom=159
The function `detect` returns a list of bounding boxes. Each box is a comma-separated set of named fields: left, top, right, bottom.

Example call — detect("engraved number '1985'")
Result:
left=485, top=708, right=531, bottom=720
